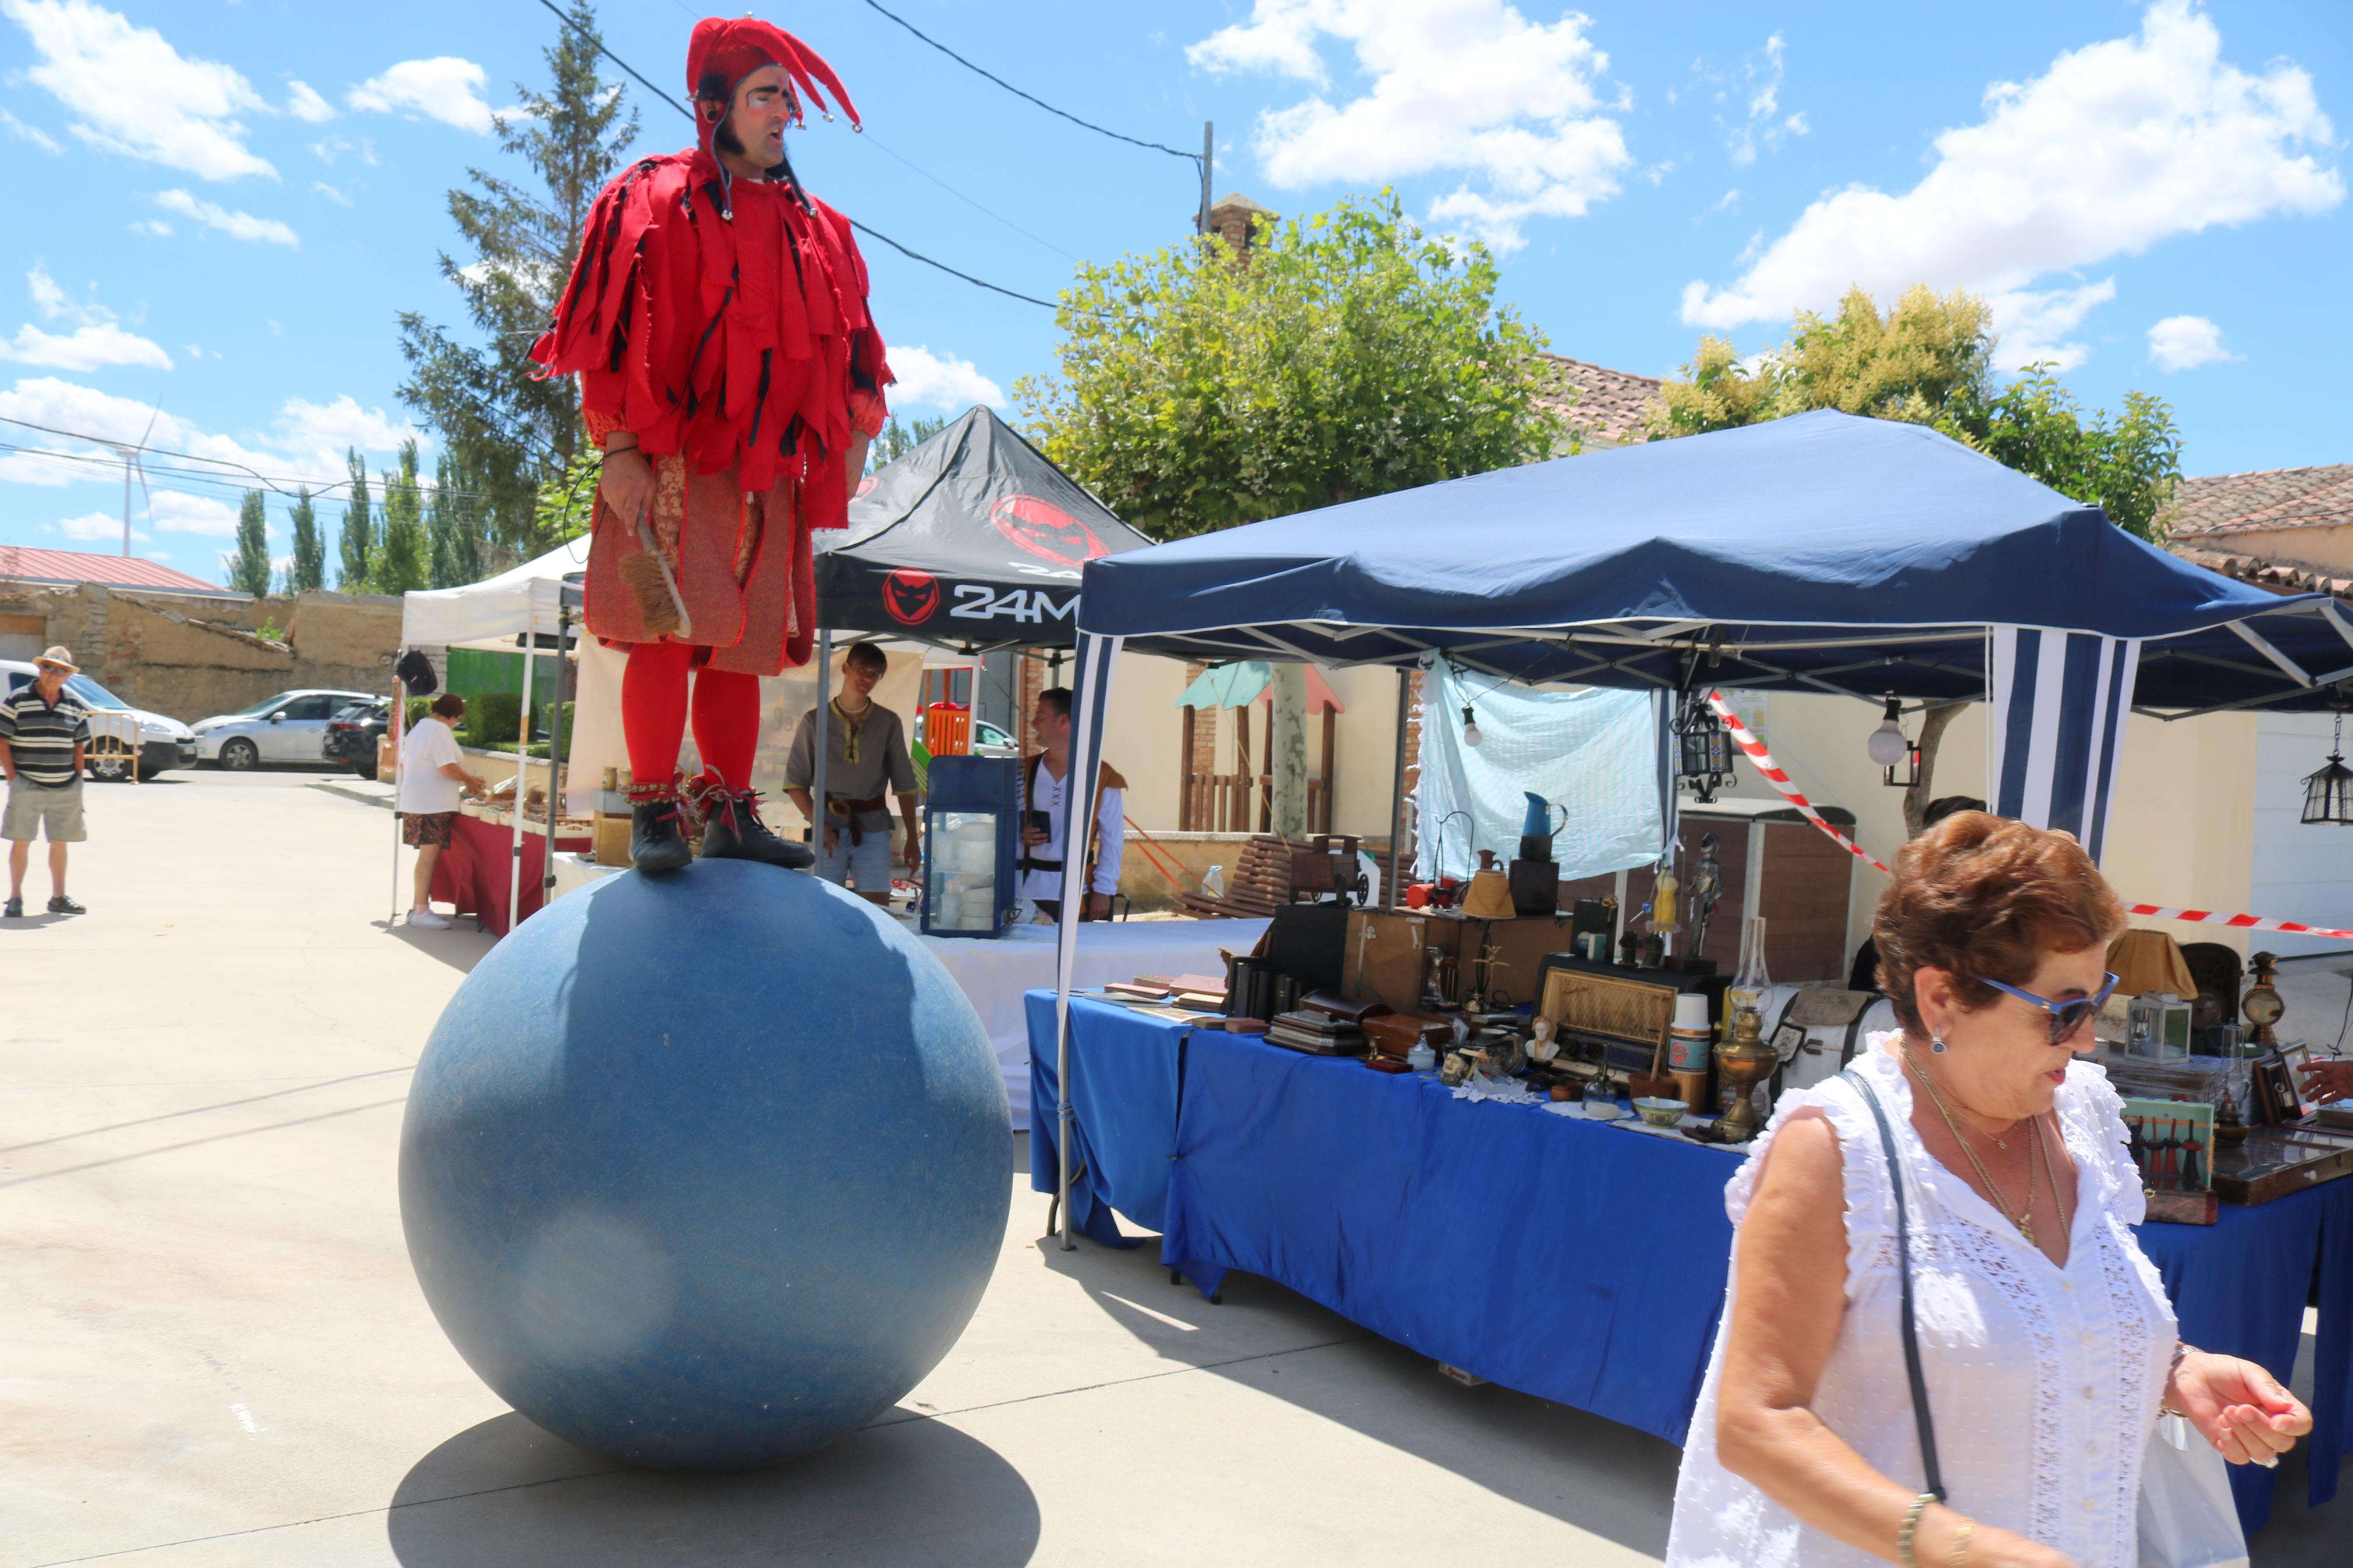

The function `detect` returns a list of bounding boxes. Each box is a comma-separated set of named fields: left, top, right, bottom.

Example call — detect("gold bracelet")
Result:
left=1897, top=1493, right=1934, bottom=1568
left=1948, top=1519, right=1975, bottom=1568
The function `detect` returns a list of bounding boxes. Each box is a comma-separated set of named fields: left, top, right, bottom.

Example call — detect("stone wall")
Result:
left=0, top=579, right=402, bottom=721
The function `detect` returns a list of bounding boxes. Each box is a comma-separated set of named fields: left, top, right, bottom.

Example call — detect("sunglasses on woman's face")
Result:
left=1971, top=972, right=2121, bottom=1046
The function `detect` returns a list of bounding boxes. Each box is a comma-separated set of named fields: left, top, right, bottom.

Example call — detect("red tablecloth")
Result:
left=429, top=811, right=590, bottom=936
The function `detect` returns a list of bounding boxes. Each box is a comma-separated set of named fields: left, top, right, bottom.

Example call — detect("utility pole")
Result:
left=1197, top=120, right=1213, bottom=237
left=122, top=456, right=132, bottom=557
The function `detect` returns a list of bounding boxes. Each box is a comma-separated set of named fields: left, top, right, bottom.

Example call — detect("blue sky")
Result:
left=0, top=0, right=2344, bottom=584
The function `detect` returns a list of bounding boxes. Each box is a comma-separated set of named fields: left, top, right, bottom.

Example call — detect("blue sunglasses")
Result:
left=1974, top=971, right=2121, bottom=1046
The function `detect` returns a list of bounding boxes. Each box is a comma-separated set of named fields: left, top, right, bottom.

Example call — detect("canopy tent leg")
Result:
left=812, top=630, right=832, bottom=852
left=1988, top=628, right=2140, bottom=866
left=1386, top=665, right=1409, bottom=910
left=1055, top=630, right=1124, bottom=1251
left=507, top=642, right=534, bottom=932
left=390, top=653, right=404, bottom=926
left=545, top=608, right=570, bottom=905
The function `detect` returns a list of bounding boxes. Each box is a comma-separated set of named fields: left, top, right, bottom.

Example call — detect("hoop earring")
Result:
left=1930, top=1032, right=1947, bottom=1054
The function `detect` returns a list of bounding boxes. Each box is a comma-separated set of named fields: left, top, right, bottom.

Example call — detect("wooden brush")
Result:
left=618, top=503, right=691, bottom=639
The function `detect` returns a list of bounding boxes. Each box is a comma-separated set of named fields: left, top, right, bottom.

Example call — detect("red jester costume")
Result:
left=531, top=17, right=890, bottom=873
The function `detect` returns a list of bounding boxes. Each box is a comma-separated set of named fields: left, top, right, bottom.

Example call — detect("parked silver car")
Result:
left=0, top=660, right=197, bottom=780
left=191, top=688, right=377, bottom=770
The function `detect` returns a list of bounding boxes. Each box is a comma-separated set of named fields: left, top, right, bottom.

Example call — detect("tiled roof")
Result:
left=0, top=545, right=226, bottom=594
left=2160, top=464, right=2353, bottom=539
left=1532, top=353, right=1662, bottom=448
left=2169, top=544, right=2353, bottom=603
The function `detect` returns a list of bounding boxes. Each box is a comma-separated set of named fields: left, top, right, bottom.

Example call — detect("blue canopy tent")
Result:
left=1044, top=410, right=2352, bottom=1247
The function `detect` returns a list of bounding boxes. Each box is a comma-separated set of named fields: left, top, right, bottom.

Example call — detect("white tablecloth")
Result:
left=924, top=918, right=1270, bottom=1129
left=549, top=856, right=1261, bottom=1129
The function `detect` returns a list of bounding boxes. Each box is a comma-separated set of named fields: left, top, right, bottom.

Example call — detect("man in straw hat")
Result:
left=531, top=15, right=891, bottom=875
left=0, top=645, right=91, bottom=917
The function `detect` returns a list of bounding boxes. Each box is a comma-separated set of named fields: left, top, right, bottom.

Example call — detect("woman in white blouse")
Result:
left=1669, top=813, right=2309, bottom=1568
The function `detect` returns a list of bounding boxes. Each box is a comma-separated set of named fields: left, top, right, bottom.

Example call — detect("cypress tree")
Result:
left=337, top=447, right=374, bottom=589
left=225, top=489, right=273, bottom=597
left=288, top=486, right=325, bottom=592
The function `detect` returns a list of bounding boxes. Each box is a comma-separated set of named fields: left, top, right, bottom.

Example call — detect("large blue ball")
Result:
left=398, top=860, right=1011, bottom=1471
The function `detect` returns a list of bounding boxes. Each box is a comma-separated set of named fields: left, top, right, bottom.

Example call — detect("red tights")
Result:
left=621, top=642, right=760, bottom=792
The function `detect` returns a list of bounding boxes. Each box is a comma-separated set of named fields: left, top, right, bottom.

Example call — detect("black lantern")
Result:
left=2301, top=709, right=2353, bottom=826
left=1673, top=693, right=1736, bottom=803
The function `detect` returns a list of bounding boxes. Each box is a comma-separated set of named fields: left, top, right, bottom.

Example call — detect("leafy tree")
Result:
left=225, top=489, right=272, bottom=598
left=373, top=439, right=431, bottom=595
left=530, top=447, right=604, bottom=547
left=1648, top=285, right=2181, bottom=541
left=337, top=447, right=374, bottom=589
left=396, top=0, right=637, bottom=576
left=427, top=451, right=488, bottom=589
left=1017, top=190, right=1563, bottom=539
left=286, top=486, right=324, bottom=593
left=867, top=414, right=948, bottom=473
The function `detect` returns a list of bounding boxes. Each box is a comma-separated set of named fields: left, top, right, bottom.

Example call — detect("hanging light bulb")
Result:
left=1866, top=698, right=1910, bottom=767
left=1460, top=705, right=1482, bottom=748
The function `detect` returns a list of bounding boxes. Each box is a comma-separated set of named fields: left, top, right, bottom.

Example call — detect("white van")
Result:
left=0, top=659, right=199, bottom=781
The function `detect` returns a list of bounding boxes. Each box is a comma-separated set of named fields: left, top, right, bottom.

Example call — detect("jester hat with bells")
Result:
left=688, top=17, right=860, bottom=168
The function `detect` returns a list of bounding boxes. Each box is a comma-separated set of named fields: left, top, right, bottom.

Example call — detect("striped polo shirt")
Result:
left=0, top=681, right=91, bottom=787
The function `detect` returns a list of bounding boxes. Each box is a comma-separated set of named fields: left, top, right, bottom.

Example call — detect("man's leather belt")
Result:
left=825, top=792, right=888, bottom=845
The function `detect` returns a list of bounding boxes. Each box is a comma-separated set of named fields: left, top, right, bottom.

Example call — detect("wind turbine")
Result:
left=102, top=404, right=160, bottom=557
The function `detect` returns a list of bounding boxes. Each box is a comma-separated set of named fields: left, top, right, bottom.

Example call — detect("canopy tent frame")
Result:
left=1044, top=410, right=2348, bottom=1250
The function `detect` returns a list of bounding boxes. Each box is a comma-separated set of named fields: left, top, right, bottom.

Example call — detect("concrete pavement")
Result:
left=1, top=770, right=2339, bottom=1565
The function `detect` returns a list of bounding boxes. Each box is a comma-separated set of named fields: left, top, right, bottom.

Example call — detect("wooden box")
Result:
left=1340, top=907, right=1582, bottom=1014
left=2212, top=1126, right=2353, bottom=1206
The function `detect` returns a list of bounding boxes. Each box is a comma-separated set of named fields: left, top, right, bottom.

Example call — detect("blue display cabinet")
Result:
left=921, top=755, right=1021, bottom=938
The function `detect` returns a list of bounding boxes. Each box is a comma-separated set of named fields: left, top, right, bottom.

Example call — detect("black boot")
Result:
left=630, top=794, right=694, bottom=874
left=701, top=788, right=814, bottom=869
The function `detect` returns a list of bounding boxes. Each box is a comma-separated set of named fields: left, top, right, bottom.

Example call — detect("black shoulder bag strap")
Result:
left=1837, top=1066, right=1946, bottom=1504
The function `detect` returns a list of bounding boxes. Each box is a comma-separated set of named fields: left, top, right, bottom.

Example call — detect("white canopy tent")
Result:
left=397, top=537, right=624, bottom=929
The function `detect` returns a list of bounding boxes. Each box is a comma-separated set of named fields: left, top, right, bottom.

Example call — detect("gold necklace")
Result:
left=1904, top=1048, right=2038, bottom=1245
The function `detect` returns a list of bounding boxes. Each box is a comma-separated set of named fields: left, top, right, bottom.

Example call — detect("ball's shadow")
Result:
left=386, top=1410, right=1041, bottom=1567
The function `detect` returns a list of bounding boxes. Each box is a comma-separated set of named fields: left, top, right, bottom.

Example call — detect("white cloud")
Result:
left=1720, top=34, right=1809, bottom=168
left=2147, top=314, right=2240, bottom=371
left=155, top=190, right=299, bottom=247
left=3, top=0, right=278, bottom=180
left=51, top=509, right=132, bottom=541
left=888, top=347, right=1004, bottom=411
left=145, top=550, right=170, bottom=561
left=314, top=182, right=352, bottom=207
left=0, top=263, right=172, bottom=371
left=127, top=219, right=171, bottom=237
left=150, top=490, right=237, bottom=536
left=1, top=107, right=64, bottom=153
left=0, top=320, right=173, bottom=372
left=0, top=375, right=418, bottom=500
left=1679, top=0, right=2342, bottom=368
left=283, top=80, right=335, bottom=124
left=1189, top=0, right=1632, bottom=253
left=1990, top=278, right=2117, bottom=373
left=347, top=57, right=494, bottom=134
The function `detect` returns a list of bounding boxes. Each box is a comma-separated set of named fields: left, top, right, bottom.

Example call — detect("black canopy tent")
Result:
left=815, top=407, right=1156, bottom=653
left=804, top=405, right=1156, bottom=835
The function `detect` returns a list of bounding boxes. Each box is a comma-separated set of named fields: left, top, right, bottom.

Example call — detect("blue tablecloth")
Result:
left=1025, top=991, right=1189, bottom=1246
left=2136, top=1176, right=2353, bottom=1529
left=1026, top=997, right=2352, bottom=1531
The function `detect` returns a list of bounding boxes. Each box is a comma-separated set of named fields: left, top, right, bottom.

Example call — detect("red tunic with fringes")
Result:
left=531, top=148, right=888, bottom=674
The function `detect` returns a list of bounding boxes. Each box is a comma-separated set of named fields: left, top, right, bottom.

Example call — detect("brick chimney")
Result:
left=1204, top=191, right=1278, bottom=260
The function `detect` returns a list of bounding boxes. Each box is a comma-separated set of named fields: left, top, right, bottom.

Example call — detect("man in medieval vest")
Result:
left=1018, top=687, right=1124, bottom=921
left=532, top=17, right=890, bottom=873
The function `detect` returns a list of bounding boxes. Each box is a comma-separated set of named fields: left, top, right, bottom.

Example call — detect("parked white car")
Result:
left=191, top=688, right=377, bottom=770
left=0, top=660, right=197, bottom=780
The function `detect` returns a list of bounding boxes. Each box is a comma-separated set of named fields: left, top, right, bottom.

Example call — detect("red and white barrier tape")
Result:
left=1705, top=688, right=2353, bottom=943
left=1704, top=690, right=1892, bottom=873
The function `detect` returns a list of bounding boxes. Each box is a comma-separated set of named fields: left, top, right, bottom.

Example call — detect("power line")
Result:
left=856, top=0, right=1202, bottom=165
left=530, top=0, right=1081, bottom=314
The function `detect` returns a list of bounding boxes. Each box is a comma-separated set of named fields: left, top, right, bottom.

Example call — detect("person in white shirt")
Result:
left=1017, top=687, right=1123, bottom=921
left=398, top=694, right=488, bottom=930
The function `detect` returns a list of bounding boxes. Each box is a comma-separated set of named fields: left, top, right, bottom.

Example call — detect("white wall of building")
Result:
left=2251, top=711, right=2353, bottom=959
